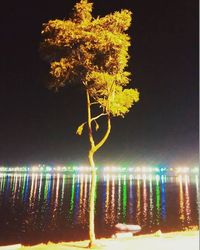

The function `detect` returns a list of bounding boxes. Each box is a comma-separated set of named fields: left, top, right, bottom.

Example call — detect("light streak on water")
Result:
left=29, top=174, right=35, bottom=208
left=117, top=175, right=121, bottom=221
left=54, top=173, right=60, bottom=211
left=136, top=177, right=141, bottom=225
left=178, top=175, right=192, bottom=226
left=24, top=175, right=30, bottom=203
left=43, top=174, right=48, bottom=202
left=78, top=174, right=84, bottom=224
left=60, top=174, right=65, bottom=208
left=110, top=176, right=116, bottom=226
left=161, top=175, right=166, bottom=221
left=179, top=175, right=185, bottom=224
left=149, top=176, right=154, bottom=228
left=51, top=174, right=56, bottom=205
left=33, top=174, right=38, bottom=203
left=81, top=175, right=88, bottom=225
left=155, top=175, right=160, bottom=225
left=122, top=175, right=127, bottom=223
left=142, top=177, right=148, bottom=226
left=74, top=176, right=80, bottom=224
left=69, top=175, right=75, bottom=219
left=184, top=176, right=192, bottom=224
left=38, top=174, right=43, bottom=202
left=47, top=175, right=52, bottom=207
left=21, top=174, right=26, bottom=201
left=94, top=175, right=98, bottom=208
left=129, top=177, right=134, bottom=222
left=5, top=175, right=10, bottom=201
left=104, top=175, right=110, bottom=225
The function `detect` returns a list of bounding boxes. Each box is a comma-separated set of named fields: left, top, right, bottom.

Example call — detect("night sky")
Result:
left=0, top=0, right=198, bottom=167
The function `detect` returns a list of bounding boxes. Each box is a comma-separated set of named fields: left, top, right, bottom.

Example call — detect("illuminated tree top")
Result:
left=40, top=0, right=139, bottom=118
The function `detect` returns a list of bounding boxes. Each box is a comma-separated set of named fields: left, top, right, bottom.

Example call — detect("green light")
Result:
left=21, top=174, right=26, bottom=200
left=38, top=174, right=43, bottom=201
left=69, top=175, right=75, bottom=217
left=94, top=175, right=98, bottom=205
left=149, top=178, right=153, bottom=227
left=61, top=175, right=66, bottom=206
left=156, top=176, right=160, bottom=224
left=43, top=175, right=48, bottom=200
left=122, top=176, right=127, bottom=222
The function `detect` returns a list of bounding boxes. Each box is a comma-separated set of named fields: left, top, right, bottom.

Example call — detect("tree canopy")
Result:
left=40, top=0, right=139, bottom=119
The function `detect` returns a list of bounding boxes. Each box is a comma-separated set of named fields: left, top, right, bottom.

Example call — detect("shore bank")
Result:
left=0, top=230, right=199, bottom=250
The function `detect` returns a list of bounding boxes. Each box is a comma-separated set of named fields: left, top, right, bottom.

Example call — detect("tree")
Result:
left=40, top=0, right=139, bottom=247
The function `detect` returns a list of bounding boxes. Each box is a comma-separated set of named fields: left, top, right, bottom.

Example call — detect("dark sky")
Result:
left=0, top=0, right=198, bottom=166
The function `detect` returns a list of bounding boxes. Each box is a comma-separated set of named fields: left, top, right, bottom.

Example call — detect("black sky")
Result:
left=0, top=0, right=198, bottom=166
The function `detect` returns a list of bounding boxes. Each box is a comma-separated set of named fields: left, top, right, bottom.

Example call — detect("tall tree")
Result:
left=40, top=0, right=139, bottom=247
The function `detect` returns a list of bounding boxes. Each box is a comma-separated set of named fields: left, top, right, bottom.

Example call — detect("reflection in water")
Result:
left=110, top=176, right=116, bottom=226
left=47, top=175, right=52, bottom=207
left=129, top=177, right=134, bottom=222
left=104, top=175, right=110, bottom=225
left=122, top=175, right=127, bottom=223
left=142, top=176, right=148, bottom=226
left=13, top=175, right=18, bottom=202
left=74, top=176, right=80, bottom=224
left=60, top=175, right=65, bottom=208
left=184, top=176, right=191, bottom=224
left=38, top=174, right=43, bottom=202
left=161, top=175, right=166, bottom=221
left=54, top=174, right=60, bottom=211
left=78, top=175, right=84, bottom=224
left=0, top=173, right=199, bottom=244
left=43, top=175, right=48, bottom=203
left=69, top=174, right=75, bottom=219
left=29, top=174, right=35, bottom=208
left=149, top=176, right=154, bottom=228
left=178, top=175, right=192, bottom=227
left=155, top=175, right=160, bottom=225
left=179, top=176, right=185, bottom=223
left=136, top=177, right=141, bottom=225
left=82, top=175, right=88, bottom=225
left=117, top=175, right=121, bottom=221
left=24, top=175, right=30, bottom=203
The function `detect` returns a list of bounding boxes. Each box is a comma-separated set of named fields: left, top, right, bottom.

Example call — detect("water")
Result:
left=0, top=173, right=199, bottom=245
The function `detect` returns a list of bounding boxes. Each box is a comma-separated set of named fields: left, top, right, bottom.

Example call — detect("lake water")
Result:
left=0, top=173, right=199, bottom=245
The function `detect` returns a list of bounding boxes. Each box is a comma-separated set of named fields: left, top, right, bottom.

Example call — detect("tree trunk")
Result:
left=88, top=150, right=96, bottom=248
left=86, top=88, right=111, bottom=248
left=86, top=89, right=96, bottom=248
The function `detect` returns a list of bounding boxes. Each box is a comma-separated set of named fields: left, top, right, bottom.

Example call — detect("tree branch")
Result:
left=86, top=89, right=95, bottom=149
left=94, top=115, right=111, bottom=153
left=91, top=113, right=107, bottom=122
left=90, top=102, right=99, bottom=106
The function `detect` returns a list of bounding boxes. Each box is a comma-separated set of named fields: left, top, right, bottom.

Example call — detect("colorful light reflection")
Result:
left=0, top=173, right=198, bottom=235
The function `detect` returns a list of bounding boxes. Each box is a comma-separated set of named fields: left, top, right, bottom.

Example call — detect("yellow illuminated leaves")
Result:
left=40, top=0, right=140, bottom=117
left=41, top=0, right=133, bottom=80
left=92, top=9, right=132, bottom=33
left=95, top=121, right=99, bottom=131
left=76, top=123, right=85, bottom=136
left=73, top=0, right=93, bottom=24
left=98, top=86, right=139, bottom=117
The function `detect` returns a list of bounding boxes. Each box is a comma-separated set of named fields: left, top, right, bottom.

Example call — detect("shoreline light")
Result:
left=0, top=165, right=198, bottom=175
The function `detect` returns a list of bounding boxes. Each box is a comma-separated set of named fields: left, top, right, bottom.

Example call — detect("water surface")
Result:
left=0, top=173, right=199, bottom=245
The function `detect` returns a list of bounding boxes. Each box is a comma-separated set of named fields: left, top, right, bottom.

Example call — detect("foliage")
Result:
left=40, top=0, right=139, bottom=120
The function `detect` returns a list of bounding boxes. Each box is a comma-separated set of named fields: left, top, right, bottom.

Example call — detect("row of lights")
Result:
left=0, top=165, right=198, bottom=174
